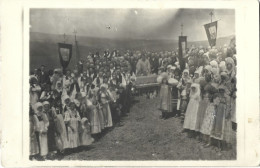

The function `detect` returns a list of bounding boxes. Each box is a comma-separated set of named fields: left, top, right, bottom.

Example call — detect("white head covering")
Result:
left=204, top=65, right=212, bottom=73
left=225, top=57, right=235, bottom=75
left=62, top=95, right=70, bottom=105
left=219, top=61, right=226, bottom=72
left=100, top=83, right=108, bottom=90
left=33, top=102, right=43, bottom=114
left=168, top=78, right=178, bottom=86
left=190, top=83, right=201, bottom=100
left=42, top=101, right=50, bottom=106
left=210, top=60, right=219, bottom=69
left=81, top=92, right=86, bottom=98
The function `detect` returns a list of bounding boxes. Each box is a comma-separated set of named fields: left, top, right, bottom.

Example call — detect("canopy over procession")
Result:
left=29, top=9, right=236, bottom=160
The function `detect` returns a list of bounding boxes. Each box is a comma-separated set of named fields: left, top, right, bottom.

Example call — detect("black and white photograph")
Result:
left=28, top=8, right=238, bottom=161
left=1, top=0, right=260, bottom=166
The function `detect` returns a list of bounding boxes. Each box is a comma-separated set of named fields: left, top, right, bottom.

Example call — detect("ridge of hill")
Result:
left=29, top=32, right=235, bottom=71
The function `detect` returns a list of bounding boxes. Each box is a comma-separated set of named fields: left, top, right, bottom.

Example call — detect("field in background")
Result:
left=30, top=32, right=235, bottom=72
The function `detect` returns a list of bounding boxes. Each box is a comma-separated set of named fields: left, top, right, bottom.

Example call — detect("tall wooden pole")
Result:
left=63, top=33, right=66, bottom=43
left=209, top=11, right=214, bottom=23
left=181, top=23, right=183, bottom=36
left=73, top=29, right=80, bottom=63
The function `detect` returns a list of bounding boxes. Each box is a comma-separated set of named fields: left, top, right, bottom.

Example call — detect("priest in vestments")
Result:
left=136, top=54, right=151, bottom=76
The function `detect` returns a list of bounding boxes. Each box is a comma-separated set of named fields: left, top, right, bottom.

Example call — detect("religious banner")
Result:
left=178, top=36, right=187, bottom=71
left=204, top=21, right=218, bottom=47
left=58, top=43, right=72, bottom=70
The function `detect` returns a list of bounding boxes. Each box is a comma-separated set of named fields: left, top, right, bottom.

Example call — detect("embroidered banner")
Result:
left=204, top=21, right=218, bottom=47
left=58, top=43, right=72, bottom=70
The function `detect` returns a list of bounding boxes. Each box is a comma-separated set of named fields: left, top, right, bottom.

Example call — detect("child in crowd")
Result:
left=64, top=102, right=81, bottom=151
left=183, top=83, right=201, bottom=138
left=159, top=74, right=172, bottom=119
left=33, top=102, right=49, bottom=160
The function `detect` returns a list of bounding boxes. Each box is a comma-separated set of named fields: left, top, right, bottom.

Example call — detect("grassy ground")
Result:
left=62, top=96, right=236, bottom=160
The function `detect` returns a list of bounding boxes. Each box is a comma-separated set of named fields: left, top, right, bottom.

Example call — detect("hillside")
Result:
left=29, top=32, right=235, bottom=71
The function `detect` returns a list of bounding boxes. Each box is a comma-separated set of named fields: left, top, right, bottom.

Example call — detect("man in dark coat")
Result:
left=39, top=65, right=49, bottom=88
left=150, top=53, right=159, bottom=74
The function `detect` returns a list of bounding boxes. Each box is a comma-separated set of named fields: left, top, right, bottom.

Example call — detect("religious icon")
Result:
left=60, top=48, right=70, bottom=61
left=209, top=25, right=217, bottom=39
left=181, top=41, right=186, bottom=55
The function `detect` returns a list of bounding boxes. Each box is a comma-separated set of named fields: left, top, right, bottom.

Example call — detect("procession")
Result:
left=29, top=9, right=237, bottom=160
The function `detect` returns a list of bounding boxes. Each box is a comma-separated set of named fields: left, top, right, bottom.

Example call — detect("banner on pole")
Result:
left=204, top=21, right=218, bottom=47
left=58, top=43, right=72, bottom=70
left=178, top=36, right=187, bottom=71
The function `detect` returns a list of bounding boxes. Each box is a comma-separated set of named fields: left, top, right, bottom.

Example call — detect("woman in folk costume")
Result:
left=55, top=80, right=63, bottom=95
left=158, top=73, right=172, bottom=119
left=210, top=60, right=219, bottom=75
left=51, top=99, right=70, bottom=152
left=168, top=77, right=180, bottom=118
left=202, top=65, right=212, bottom=78
left=62, top=95, right=71, bottom=117
left=74, top=92, right=83, bottom=117
left=98, top=84, right=113, bottom=128
left=63, top=77, right=71, bottom=95
left=87, top=98, right=102, bottom=135
left=29, top=105, right=39, bottom=160
left=81, top=91, right=102, bottom=134
left=50, top=69, right=63, bottom=90
left=199, top=88, right=218, bottom=147
left=192, top=67, right=203, bottom=84
left=211, top=86, right=228, bottom=154
left=30, top=76, right=41, bottom=106
left=108, top=72, right=121, bottom=123
left=177, top=69, right=191, bottom=121
left=43, top=101, right=57, bottom=156
left=229, top=77, right=237, bottom=149
left=219, top=61, right=226, bottom=73
left=40, top=84, right=53, bottom=102
left=195, top=74, right=212, bottom=134
left=69, top=76, right=80, bottom=101
left=79, top=76, right=87, bottom=93
left=33, top=102, right=49, bottom=160
left=183, top=83, right=201, bottom=137
left=225, top=57, right=236, bottom=80
left=79, top=110, right=95, bottom=146
left=172, top=68, right=182, bottom=117
left=88, top=84, right=105, bottom=130
left=220, top=81, right=234, bottom=149
left=64, top=101, right=81, bottom=149
left=219, top=71, right=229, bottom=87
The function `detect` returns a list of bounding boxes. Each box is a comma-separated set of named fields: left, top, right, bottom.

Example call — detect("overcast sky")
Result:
left=30, top=8, right=235, bottom=41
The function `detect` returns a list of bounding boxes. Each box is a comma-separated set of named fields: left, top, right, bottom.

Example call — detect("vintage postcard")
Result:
left=0, top=0, right=259, bottom=167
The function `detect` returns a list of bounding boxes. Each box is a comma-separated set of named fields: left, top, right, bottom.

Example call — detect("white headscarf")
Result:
left=190, top=83, right=201, bottom=100
left=219, top=61, right=226, bottom=72
left=33, top=102, right=43, bottom=114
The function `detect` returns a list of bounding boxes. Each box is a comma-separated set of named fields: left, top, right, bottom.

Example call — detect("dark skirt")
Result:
left=47, top=121, right=57, bottom=152
left=195, top=98, right=210, bottom=132
left=211, top=103, right=226, bottom=140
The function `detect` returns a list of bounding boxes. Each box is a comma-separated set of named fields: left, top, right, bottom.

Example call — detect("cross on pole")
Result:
left=209, top=11, right=214, bottom=23
left=73, top=29, right=77, bottom=41
left=63, top=33, right=66, bottom=43
left=181, top=23, right=183, bottom=36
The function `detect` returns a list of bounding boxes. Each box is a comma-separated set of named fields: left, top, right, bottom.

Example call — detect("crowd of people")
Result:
left=158, top=42, right=237, bottom=155
left=29, top=39, right=236, bottom=160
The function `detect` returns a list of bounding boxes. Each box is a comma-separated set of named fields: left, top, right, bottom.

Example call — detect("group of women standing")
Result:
left=159, top=45, right=237, bottom=155
left=29, top=62, right=133, bottom=160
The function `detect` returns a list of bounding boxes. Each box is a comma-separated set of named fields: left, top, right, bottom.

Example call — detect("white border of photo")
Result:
left=1, top=0, right=259, bottom=166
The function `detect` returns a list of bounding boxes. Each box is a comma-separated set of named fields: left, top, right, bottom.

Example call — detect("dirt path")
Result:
left=63, top=96, right=236, bottom=160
